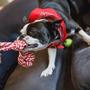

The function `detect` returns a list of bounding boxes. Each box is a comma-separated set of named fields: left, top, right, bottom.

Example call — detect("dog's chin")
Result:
left=23, top=44, right=48, bottom=52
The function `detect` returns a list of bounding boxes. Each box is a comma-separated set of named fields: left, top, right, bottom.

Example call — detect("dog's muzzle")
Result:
left=18, top=35, right=38, bottom=48
left=27, top=43, right=38, bottom=48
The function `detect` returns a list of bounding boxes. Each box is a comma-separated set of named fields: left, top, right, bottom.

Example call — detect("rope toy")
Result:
left=0, top=40, right=35, bottom=68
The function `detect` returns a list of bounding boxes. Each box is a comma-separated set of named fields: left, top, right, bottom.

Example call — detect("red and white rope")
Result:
left=0, top=40, right=35, bottom=68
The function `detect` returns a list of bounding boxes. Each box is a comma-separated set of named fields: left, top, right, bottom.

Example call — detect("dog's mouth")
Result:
left=17, top=35, right=49, bottom=52
left=23, top=42, right=48, bottom=52
left=27, top=43, right=38, bottom=48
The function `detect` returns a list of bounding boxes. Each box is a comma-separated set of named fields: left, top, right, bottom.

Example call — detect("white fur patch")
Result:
left=79, top=29, right=90, bottom=45
left=41, top=48, right=57, bottom=77
left=20, top=24, right=29, bottom=35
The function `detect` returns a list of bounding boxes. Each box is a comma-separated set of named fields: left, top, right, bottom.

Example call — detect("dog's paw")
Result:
left=40, top=65, right=55, bottom=77
left=83, top=36, right=90, bottom=45
left=87, top=42, right=90, bottom=45
left=85, top=37, right=90, bottom=45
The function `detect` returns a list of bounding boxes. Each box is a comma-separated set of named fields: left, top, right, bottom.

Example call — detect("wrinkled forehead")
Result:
left=20, top=19, right=48, bottom=34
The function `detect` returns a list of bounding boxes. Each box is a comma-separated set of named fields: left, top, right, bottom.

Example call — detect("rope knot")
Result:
left=0, top=40, right=35, bottom=68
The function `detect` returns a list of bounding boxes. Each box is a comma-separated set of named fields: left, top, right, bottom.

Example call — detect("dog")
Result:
left=18, top=0, right=90, bottom=77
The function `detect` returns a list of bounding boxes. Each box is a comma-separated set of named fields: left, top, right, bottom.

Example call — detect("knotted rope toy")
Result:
left=0, top=40, right=35, bottom=68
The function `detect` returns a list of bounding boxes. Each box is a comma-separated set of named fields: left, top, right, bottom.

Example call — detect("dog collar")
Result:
left=28, top=8, right=67, bottom=48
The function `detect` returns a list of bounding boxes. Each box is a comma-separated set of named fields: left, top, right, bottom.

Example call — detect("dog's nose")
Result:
left=28, top=43, right=38, bottom=48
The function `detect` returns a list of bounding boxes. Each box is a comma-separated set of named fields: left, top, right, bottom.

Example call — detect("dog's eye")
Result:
left=27, top=31, right=33, bottom=35
left=27, top=30, right=41, bottom=38
left=27, top=31, right=35, bottom=36
left=27, top=27, right=36, bottom=35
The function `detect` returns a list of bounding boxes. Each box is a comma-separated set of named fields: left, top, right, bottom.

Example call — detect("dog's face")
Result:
left=18, top=19, right=61, bottom=51
left=19, top=19, right=52, bottom=51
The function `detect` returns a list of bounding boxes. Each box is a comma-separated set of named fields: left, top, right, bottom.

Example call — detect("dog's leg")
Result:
left=41, top=48, right=57, bottom=77
left=78, top=29, right=90, bottom=45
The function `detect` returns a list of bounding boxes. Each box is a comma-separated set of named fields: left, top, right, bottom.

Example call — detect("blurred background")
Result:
left=0, top=0, right=14, bottom=10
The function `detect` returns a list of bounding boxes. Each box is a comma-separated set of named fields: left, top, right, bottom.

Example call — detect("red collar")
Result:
left=28, top=8, right=67, bottom=48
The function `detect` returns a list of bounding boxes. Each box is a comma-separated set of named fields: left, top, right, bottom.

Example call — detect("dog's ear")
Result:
left=52, top=20, right=63, bottom=27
